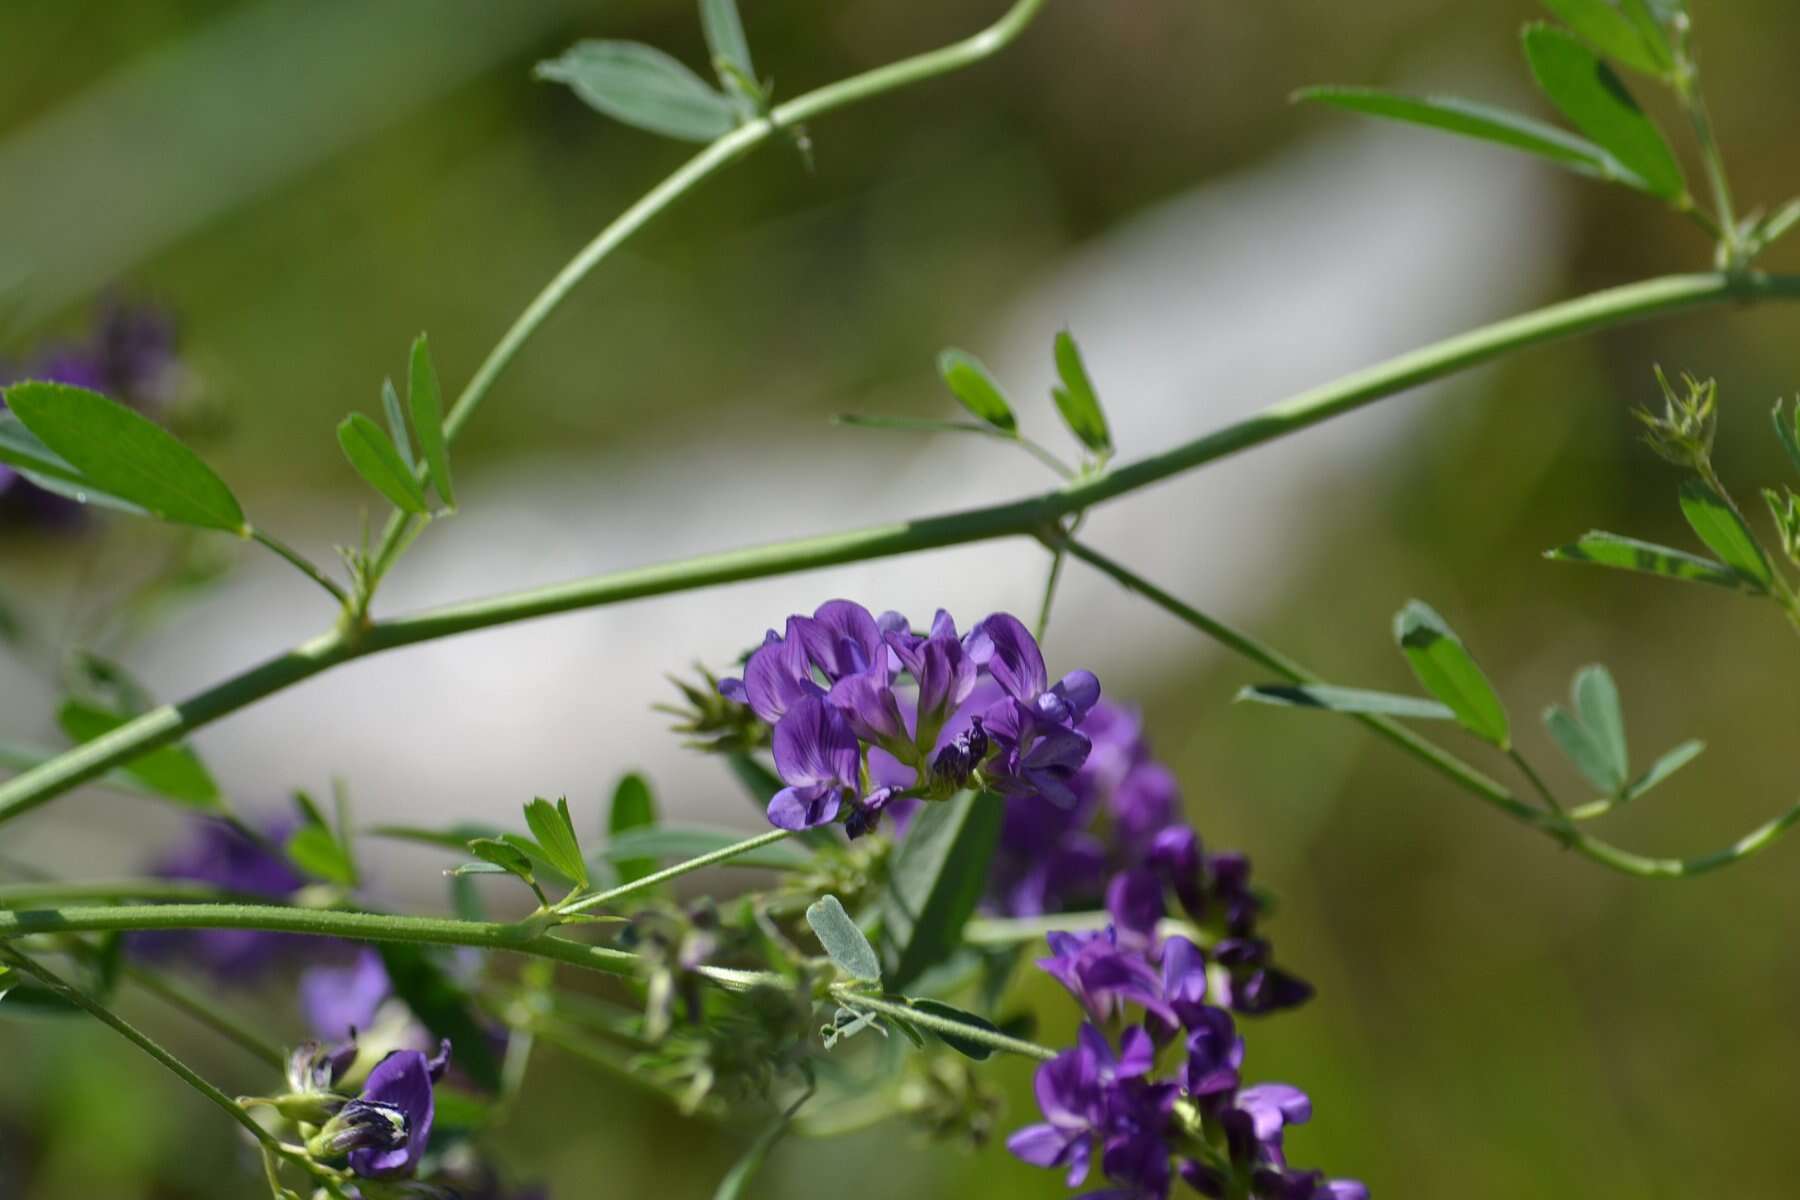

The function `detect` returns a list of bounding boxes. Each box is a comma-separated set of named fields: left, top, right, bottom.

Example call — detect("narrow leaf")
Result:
left=1624, top=738, right=1704, bottom=802
left=880, top=790, right=1002, bottom=989
left=1618, top=0, right=1678, bottom=68
left=936, top=348, right=1016, bottom=433
left=381, top=379, right=415, bottom=472
left=805, top=894, right=881, bottom=983
left=1545, top=531, right=1749, bottom=589
left=6, top=382, right=246, bottom=532
left=409, top=334, right=454, bottom=509
left=1051, top=331, right=1111, bottom=454
left=286, top=823, right=356, bottom=887
left=1393, top=601, right=1511, bottom=747
left=908, top=998, right=1001, bottom=1061
left=1295, top=86, right=1640, bottom=185
left=1772, top=399, right=1800, bottom=476
left=1678, top=479, right=1773, bottom=588
left=57, top=700, right=222, bottom=811
left=468, top=837, right=536, bottom=884
left=337, top=413, right=429, bottom=515
left=1522, top=24, right=1685, bottom=199
left=524, top=797, right=588, bottom=889
left=1572, top=664, right=1629, bottom=787
left=608, top=774, right=659, bottom=885
left=1543, top=705, right=1619, bottom=792
left=1235, top=683, right=1455, bottom=720
left=699, top=0, right=754, bottom=87
left=535, top=41, right=736, bottom=142
left=1542, top=0, right=1671, bottom=75
left=367, top=823, right=503, bottom=852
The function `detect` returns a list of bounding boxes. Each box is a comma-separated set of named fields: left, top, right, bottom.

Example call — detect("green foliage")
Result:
left=936, top=348, right=1016, bottom=433
left=1624, top=738, right=1705, bottom=802
left=409, top=334, right=455, bottom=510
left=1541, top=0, right=1673, bottom=76
left=338, top=412, right=429, bottom=515
left=805, top=894, right=881, bottom=983
left=1521, top=24, right=1685, bottom=200
left=879, top=791, right=1001, bottom=989
left=2, top=382, right=246, bottom=532
left=608, top=774, right=660, bottom=884
left=286, top=791, right=357, bottom=887
left=1677, top=479, right=1772, bottom=589
left=1543, top=665, right=1628, bottom=793
left=1772, top=399, right=1800, bottom=476
left=380, top=379, right=415, bottom=472
left=57, top=700, right=223, bottom=812
left=1235, top=683, right=1455, bottom=720
left=1393, top=601, right=1511, bottom=747
left=1051, top=331, right=1111, bottom=456
left=1545, top=530, right=1749, bottom=589
left=523, top=797, right=589, bottom=890
left=467, top=837, right=540, bottom=894
left=908, top=998, right=1002, bottom=1061
left=535, top=41, right=737, bottom=142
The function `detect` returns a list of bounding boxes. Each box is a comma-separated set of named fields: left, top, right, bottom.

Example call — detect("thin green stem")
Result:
left=1059, top=538, right=1800, bottom=879
left=830, top=987, right=1058, bottom=1062
left=250, top=529, right=349, bottom=607
left=1674, top=48, right=1741, bottom=264
left=559, top=828, right=796, bottom=916
left=1036, top=543, right=1068, bottom=641
left=1507, top=747, right=1567, bottom=818
left=4, top=272, right=1800, bottom=830
left=833, top=416, right=1076, bottom=479
left=0, top=943, right=283, bottom=1151
left=0, top=878, right=260, bottom=905
left=123, top=963, right=287, bottom=1069
left=965, top=910, right=1202, bottom=947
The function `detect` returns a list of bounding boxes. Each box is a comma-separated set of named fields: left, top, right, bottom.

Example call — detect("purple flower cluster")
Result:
left=1, top=301, right=181, bottom=526
left=1011, top=927, right=1363, bottom=1200
left=292, top=1036, right=449, bottom=1181
left=720, top=602, right=1100, bottom=836
left=130, top=817, right=312, bottom=981
left=995, top=701, right=1312, bottom=1018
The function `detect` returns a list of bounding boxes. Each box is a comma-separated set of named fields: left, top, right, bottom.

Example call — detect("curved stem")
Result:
left=1061, top=538, right=1800, bottom=879
left=250, top=529, right=349, bottom=607
left=123, top=963, right=287, bottom=1069
left=1507, top=747, right=1567, bottom=818
left=4, top=272, right=1800, bottom=830
left=559, top=828, right=794, bottom=916
left=830, top=987, right=1058, bottom=1062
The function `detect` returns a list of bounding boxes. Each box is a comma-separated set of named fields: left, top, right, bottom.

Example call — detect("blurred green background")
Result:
left=3, top=0, right=1799, bottom=1197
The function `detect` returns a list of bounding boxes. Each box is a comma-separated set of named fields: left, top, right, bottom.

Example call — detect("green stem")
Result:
left=1507, top=747, right=1567, bottom=818
left=361, top=0, right=1053, bottom=594
left=250, top=529, right=349, bottom=607
left=559, top=828, right=795, bottom=915
left=0, top=878, right=263, bottom=905
left=4, top=272, right=1799, bottom=830
left=830, top=987, right=1058, bottom=1062
left=123, top=963, right=287, bottom=1069
left=1673, top=46, right=1740, bottom=264
left=0, top=943, right=284, bottom=1152
left=1059, top=538, right=1800, bottom=879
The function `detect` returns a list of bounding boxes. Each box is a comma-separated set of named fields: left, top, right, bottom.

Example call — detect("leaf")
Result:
left=936, top=349, right=1016, bottom=433
left=523, top=797, right=588, bottom=890
left=608, top=774, right=659, bottom=885
left=1521, top=24, right=1685, bottom=200
left=1618, top=0, right=1678, bottom=66
left=1678, top=479, right=1773, bottom=588
left=1051, top=331, right=1111, bottom=455
left=367, top=823, right=504, bottom=852
left=57, top=700, right=223, bottom=811
left=4, top=382, right=246, bottom=532
left=0, top=982, right=83, bottom=1018
left=468, top=837, right=536, bottom=886
left=596, top=825, right=811, bottom=871
left=285, top=823, right=356, bottom=887
left=337, top=413, right=430, bottom=515
left=1541, top=0, right=1672, bottom=75
left=1755, top=198, right=1800, bottom=252
left=833, top=414, right=1003, bottom=437
left=1545, top=531, right=1749, bottom=590
left=1573, top=664, right=1629, bottom=787
left=1235, top=683, right=1455, bottom=720
left=377, top=944, right=501, bottom=1090
left=1543, top=705, right=1619, bottom=793
left=879, top=790, right=1002, bottom=989
left=805, top=894, right=881, bottom=983
left=908, top=998, right=1001, bottom=1061
left=381, top=379, right=415, bottom=472
left=1773, top=399, right=1800, bottom=476
left=1624, top=738, right=1704, bottom=802
left=535, top=41, right=736, bottom=143
left=1295, top=86, right=1641, bottom=186
left=699, top=0, right=755, bottom=88
left=409, top=334, right=455, bottom=510
left=1392, top=601, right=1511, bottom=747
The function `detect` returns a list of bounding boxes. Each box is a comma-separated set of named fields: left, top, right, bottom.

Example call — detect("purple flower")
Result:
left=1106, top=868, right=1165, bottom=950
left=286, top=1036, right=360, bottom=1096
left=1037, top=926, right=1175, bottom=1027
left=301, top=948, right=392, bottom=1040
left=1182, top=1005, right=1244, bottom=1099
left=131, top=818, right=310, bottom=981
left=347, top=1041, right=449, bottom=1180
left=1008, top=1024, right=1177, bottom=1200
left=766, top=695, right=860, bottom=831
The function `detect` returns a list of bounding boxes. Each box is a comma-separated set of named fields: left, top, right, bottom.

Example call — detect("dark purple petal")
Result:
left=744, top=623, right=822, bottom=724
left=826, top=672, right=911, bottom=751
left=770, top=696, right=858, bottom=789
left=348, top=1049, right=437, bottom=1179
left=797, top=600, right=883, bottom=681
left=967, top=613, right=1048, bottom=703
left=767, top=783, right=843, bottom=831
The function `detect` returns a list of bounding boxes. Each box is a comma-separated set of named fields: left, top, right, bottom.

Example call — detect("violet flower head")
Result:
left=301, top=947, right=392, bottom=1040
left=131, top=817, right=309, bottom=981
left=1037, top=926, right=1175, bottom=1027
left=347, top=1041, right=450, bottom=1180
left=766, top=695, right=860, bottom=831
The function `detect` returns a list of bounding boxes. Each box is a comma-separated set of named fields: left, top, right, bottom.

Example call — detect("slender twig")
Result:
left=830, top=987, right=1058, bottom=1062
left=1507, top=748, right=1567, bottom=819
left=250, top=529, right=349, bottom=607
left=2, top=272, right=1799, bottom=830
left=559, top=828, right=795, bottom=916
left=0, top=878, right=262, bottom=905
left=123, top=964, right=287, bottom=1069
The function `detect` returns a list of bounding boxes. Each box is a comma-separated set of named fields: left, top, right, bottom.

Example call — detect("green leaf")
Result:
left=377, top=944, right=501, bottom=1090
left=1677, top=479, right=1773, bottom=588
left=908, top=998, right=1001, bottom=1061
left=1573, top=664, right=1628, bottom=787
left=1521, top=24, right=1685, bottom=200
left=1618, top=0, right=1678, bottom=67
left=1392, top=601, right=1511, bottom=747
left=523, top=797, right=588, bottom=890
left=879, top=790, right=1002, bottom=989
left=1543, top=705, right=1620, bottom=792
left=1545, top=531, right=1749, bottom=589
left=0, top=412, right=97, bottom=492
left=1754, top=198, right=1800, bottom=252
left=468, top=837, right=536, bottom=885
left=381, top=379, right=415, bottom=472
left=607, top=774, right=659, bottom=885
left=1624, top=738, right=1704, bottom=802
left=4, top=382, right=246, bottom=532
left=285, top=823, right=356, bottom=887
left=595, top=824, right=811, bottom=871
left=408, top=334, right=454, bottom=510
left=338, top=413, right=430, bottom=515
left=1235, top=683, right=1455, bottom=720
left=1773, top=399, right=1800, bottom=476
left=805, top=894, right=881, bottom=983
left=57, top=700, right=223, bottom=811
left=936, top=349, right=1016, bottom=433
left=1051, top=331, right=1111, bottom=455
left=366, top=823, right=503, bottom=852
left=1295, top=86, right=1641, bottom=186
left=535, top=41, right=736, bottom=142
left=699, top=0, right=754, bottom=89
left=0, top=981, right=83, bottom=1018
left=1541, top=0, right=1672, bottom=75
